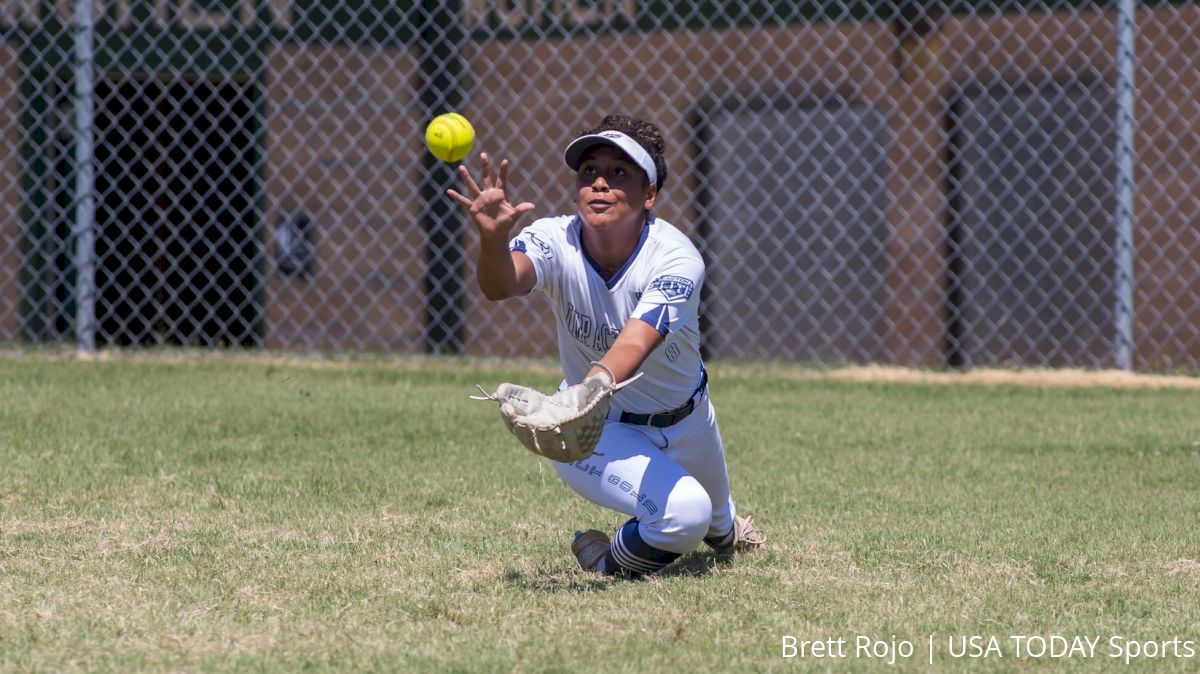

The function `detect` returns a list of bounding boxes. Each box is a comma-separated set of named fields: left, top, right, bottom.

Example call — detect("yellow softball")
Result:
left=424, top=112, right=475, bottom=163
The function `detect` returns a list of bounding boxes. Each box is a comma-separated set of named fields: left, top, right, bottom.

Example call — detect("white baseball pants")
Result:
left=553, top=393, right=738, bottom=560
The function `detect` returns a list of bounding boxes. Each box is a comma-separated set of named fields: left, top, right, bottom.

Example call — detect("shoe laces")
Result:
left=735, top=515, right=766, bottom=548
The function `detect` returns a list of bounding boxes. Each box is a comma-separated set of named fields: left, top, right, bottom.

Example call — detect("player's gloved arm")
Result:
left=447, top=152, right=537, bottom=300
left=587, top=318, right=664, bottom=385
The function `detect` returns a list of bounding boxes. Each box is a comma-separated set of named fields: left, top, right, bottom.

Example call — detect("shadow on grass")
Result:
left=503, top=550, right=734, bottom=591
left=502, top=568, right=616, bottom=593
left=655, top=550, right=734, bottom=578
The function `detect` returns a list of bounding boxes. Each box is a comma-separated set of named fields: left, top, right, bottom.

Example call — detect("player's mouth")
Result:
left=588, top=200, right=612, bottom=212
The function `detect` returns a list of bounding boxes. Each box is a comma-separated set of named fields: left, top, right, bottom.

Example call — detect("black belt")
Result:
left=617, top=370, right=707, bottom=428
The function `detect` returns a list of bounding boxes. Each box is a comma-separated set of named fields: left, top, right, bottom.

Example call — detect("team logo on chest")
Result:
left=649, top=275, right=694, bottom=301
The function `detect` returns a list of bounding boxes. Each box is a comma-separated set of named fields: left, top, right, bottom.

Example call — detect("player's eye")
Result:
left=612, top=167, right=627, bottom=177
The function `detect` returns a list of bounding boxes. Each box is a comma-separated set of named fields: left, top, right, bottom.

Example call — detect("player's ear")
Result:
left=642, top=181, right=657, bottom=210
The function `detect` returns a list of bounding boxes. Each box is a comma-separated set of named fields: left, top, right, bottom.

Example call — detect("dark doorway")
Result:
left=94, top=76, right=262, bottom=346
left=697, top=101, right=890, bottom=362
left=22, top=75, right=263, bottom=346
left=945, top=80, right=1116, bottom=367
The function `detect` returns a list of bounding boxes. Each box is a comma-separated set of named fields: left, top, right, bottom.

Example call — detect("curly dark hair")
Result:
left=580, top=114, right=668, bottom=191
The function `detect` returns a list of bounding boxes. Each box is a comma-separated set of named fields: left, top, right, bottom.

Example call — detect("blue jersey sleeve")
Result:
left=630, top=255, right=705, bottom=336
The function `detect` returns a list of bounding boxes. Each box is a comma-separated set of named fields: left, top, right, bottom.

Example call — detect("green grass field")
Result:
left=1, top=354, right=1198, bottom=673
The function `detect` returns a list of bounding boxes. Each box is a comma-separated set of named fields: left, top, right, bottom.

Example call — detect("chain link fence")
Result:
left=1, top=1, right=1197, bottom=370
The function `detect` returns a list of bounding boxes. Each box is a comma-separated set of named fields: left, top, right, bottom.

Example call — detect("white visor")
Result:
left=563, top=130, right=657, bottom=186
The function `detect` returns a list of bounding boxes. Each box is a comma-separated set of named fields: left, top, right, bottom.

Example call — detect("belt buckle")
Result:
left=646, top=412, right=670, bottom=428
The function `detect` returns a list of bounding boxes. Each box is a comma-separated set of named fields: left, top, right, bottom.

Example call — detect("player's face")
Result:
left=575, top=147, right=656, bottom=233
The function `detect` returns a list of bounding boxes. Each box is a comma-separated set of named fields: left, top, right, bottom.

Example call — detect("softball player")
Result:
left=449, top=114, right=763, bottom=576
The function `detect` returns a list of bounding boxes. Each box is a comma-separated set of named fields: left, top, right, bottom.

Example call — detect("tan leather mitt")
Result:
left=472, top=363, right=639, bottom=462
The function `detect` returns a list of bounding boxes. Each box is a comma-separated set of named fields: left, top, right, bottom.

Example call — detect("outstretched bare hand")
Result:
left=448, top=153, right=536, bottom=241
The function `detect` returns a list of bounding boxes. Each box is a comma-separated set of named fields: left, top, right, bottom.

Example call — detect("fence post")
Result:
left=1113, top=0, right=1138, bottom=370
left=73, top=0, right=97, bottom=353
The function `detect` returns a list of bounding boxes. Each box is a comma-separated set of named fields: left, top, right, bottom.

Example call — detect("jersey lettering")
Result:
left=592, top=322, right=620, bottom=353
left=665, top=342, right=681, bottom=362
left=565, top=302, right=592, bottom=342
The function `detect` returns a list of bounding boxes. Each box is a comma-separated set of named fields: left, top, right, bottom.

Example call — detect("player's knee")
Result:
left=659, top=477, right=713, bottom=552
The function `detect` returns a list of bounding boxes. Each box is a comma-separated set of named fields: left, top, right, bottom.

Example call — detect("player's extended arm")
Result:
left=476, top=240, right=536, bottom=301
left=447, top=152, right=537, bottom=300
left=587, top=318, right=664, bottom=384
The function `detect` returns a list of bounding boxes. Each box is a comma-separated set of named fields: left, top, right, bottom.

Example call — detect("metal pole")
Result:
left=73, top=0, right=97, bottom=353
left=1113, top=0, right=1137, bottom=370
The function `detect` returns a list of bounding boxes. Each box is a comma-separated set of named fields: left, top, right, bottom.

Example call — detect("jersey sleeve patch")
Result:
left=523, top=231, right=553, bottom=257
left=511, top=230, right=553, bottom=260
left=636, top=305, right=671, bottom=336
left=648, top=275, right=695, bottom=301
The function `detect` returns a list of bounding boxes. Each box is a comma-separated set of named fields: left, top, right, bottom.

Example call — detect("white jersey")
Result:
left=510, top=213, right=706, bottom=415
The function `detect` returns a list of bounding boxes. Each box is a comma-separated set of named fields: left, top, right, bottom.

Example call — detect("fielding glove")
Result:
left=471, top=363, right=640, bottom=462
